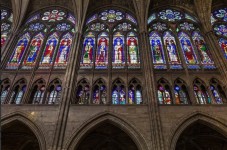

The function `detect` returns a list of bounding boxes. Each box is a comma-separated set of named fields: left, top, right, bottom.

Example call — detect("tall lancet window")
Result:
left=1, top=7, right=13, bottom=48
left=0, top=79, right=11, bottom=104
left=81, top=9, right=140, bottom=69
left=148, top=9, right=216, bottom=70
left=6, top=7, right=75, bottom=70
left=211, top=7, right=227, bottom=60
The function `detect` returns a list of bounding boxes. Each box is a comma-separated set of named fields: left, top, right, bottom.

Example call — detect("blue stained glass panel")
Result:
left=163, top=31, right=182, bottom=69
left=95, top=33, right=109, bottom=69
left=7, top=33, right=30, bottom=69
left=128, top=88, right=135, bottom=104
left=192, top=31, right=214, bottom=66
left=158, top=9, right=183, bottom=22
left=39, top=33, right=59, bottom=68
left=178, top=32, right=198, bottom=68
left=28, top=23, right=45, bottom=31
left=80, top=34, right=95, bottom=69
left=127, top=35, right=140, bottom=69
left=148, top=13, right=156, bottom=24
left=54, top=33, right=72, bottom=69
left=126, top=13, right=137, bottom=25
left=149, top=32, right=166, bottom=69
left=22, top=33, right=44, bottom=69
left=213, top=8, right=227, bottom=22
left=219, top=38, right=227, bottom=60
left=213, top=24, right=227, bottom=38
left=25, top=14, right=40, bottom=24
left=112, top=33, right=125, bottom=68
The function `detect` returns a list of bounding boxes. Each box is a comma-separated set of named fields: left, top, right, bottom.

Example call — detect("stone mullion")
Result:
left=139, top=31, right=164, bottom=150
left=51, top=31, right=82, bottom=150
left=124, top=33, right=129, bottom=104
left=108, top=34, right=113, bottom=104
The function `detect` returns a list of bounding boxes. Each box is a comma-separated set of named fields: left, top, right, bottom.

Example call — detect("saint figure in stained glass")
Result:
left=193, top=34, right=213, bottom=64
left=55, top=33, right=72, bottom=66
left=163, top=31, right=180, bottom=64
left=179, top=32, right=197, bottom=64
left=81, top=36, right=95, bottom=68
left=24, top=33, right=44, bottom=66
left=128, top=37, right=138, bottom=64
left=41, top=33, right=58, bottom=65
left=96, top=36, right=108, bottom=68
left=150, top=32, right=165, bottom=64
left=112, top=33, right=125, bottom=68
left=219, top=38, right=227, bottom=59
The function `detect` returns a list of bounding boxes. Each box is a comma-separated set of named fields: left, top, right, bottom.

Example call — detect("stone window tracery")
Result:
left=1, top=7, right=13, bottom=48
left=6, top=7, right=75, bottom=70
left=81, top=9, right=140, bottom=69
left=9, top=79, right=26, bottom=104
left=47, top=79, right=62, bottom=104
left=148, top=8, right=216, bottom=70
left=193, top=79, right=211, bottom=104
left=0, top=79, right=11, bottom=104
left=211, top=7, right=227, bottom=60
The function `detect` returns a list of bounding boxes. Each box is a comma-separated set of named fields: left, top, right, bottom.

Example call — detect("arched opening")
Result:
left=176, top=121, right=227, bottom=150
left=76, top=122, right=138, bottom=150
left=2, top=120, right=40, bottom=150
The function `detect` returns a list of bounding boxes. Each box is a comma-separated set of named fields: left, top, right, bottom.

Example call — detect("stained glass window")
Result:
left=158, top=9, right=183, bottom=22
left=1, top=8, right=13, bottom=48
left=113, top=32, right=125, bottom=68
left=80, top=32, right=95, bottom=69
left=29, top=79, right=46, bottom=104
left=75, top=79, right=90, bottom=104
left=96, top=32, right=109, bottom=69
left=149, top=31, right=166, bottom=69
left=0, top=79, right=10, bottom=104
left=127, top=32, right=140, bottom=68
left=210, top=79, right=226, bottom=104
left=178, top=32, right=199, bottom=69
left=48, top=79, right=62, bottom=104
left=112, top=79, right=125, bottom=104
left=92, top=79, right=107, bottom=104
left=54, top=33, right=72, bottom=69
left=192, top=31, right=215, bottom=69
left=83, top=9, right=139, bottom=70
left=7, top=33, right=30, bottom=69
left=149, top=9, right=215, bottom=70
left=193, top=79, right=211, bottom=104
left=39, top=33, right=59, bottom=69
left=6, top=7, right=75, bottom=70
left=9, top=79, right=26, bottom=104
left=163, top=31, right=182, bottom=69
left=128, top=79, right=142, bottom=104
left=157, top=79, right=172, bottom=104
left=174, top=79, right=189, bottom=104
left=22, top=33, right=44, bottom=69
left=219, top=38, right=227, bottom=59
left=211, top=7, right=227, bottom=60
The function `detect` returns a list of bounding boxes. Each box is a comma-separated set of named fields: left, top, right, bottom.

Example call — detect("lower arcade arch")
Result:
left=1, top=113, right=46, bottom=150
left=66, top=113, right=149, bottom=150
left=170, top=113, right=227, bottom=150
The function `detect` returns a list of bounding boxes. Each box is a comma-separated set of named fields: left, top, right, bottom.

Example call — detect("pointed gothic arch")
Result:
left=65, top=112, right=149, bottom=150
left=169, top=112, right=227, bottom=150
left=1, top=112, right=47, bottom=150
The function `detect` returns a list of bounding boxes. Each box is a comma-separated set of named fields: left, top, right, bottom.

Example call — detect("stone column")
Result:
left=51, top=0, right=90, bottom=150
left=133, top=0, right=165, bottom=149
